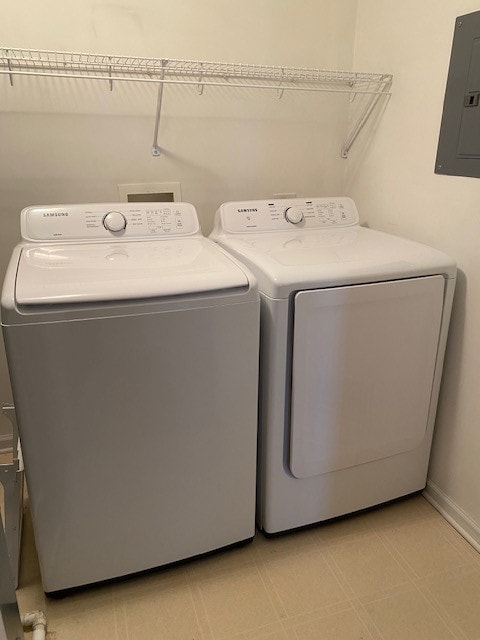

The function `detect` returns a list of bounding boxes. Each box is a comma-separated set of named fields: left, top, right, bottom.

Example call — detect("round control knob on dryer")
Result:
left=284, top=206, right=304, bottom=225
left=103, top=211, right=127, bottom=232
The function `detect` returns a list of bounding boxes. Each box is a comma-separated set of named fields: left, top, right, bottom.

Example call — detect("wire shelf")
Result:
left=0, top=47, right=393, bottom=156
left=0, top=47, right=391, bottom=92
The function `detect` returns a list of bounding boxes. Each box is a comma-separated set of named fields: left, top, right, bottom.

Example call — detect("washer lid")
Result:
left=215, top=227, right=456, bottom=298
left=15, top=237, right=249, bottom=305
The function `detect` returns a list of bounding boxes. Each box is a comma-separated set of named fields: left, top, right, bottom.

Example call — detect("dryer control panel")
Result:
left=216, top=197, right=359, bottom=234
left=21, top=203, right=201, bottom=242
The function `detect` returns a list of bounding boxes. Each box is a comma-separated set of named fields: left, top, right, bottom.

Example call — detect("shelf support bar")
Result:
left=341, top=75, right=392, bottom=158
left=152, top=60, right=167, bottom=157
left=197, top=63, right=204, bottom=95
left=277, top=69, right=285, bottom=99
left=5, top=49, right=13, bottom=86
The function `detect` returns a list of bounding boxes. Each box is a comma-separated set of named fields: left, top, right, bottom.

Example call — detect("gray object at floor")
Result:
left=0, top=511, right=23, bottom=640
left=0, top=406, right=23, bottom=589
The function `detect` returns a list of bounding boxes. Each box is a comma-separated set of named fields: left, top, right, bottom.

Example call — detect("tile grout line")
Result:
left=379, top=521, right=477, bottom=582
left=325, top=530, right=413, bottom=603
left=187, top=581, right=210, bottom=640
left=436, top=518, right=480, bottom=567
left=281, top=600, right=354, bottom=634
left=188, top=580, right=215, bottom=640
left=350, top=596, right=386, bottom=640
left=283, top=601, right=372, bottom=640
left=321, top=548, right=357, bottom=603
left=321, top=535, right=361, bottom=602
left=254, top=556, right=289, bottom=622
left=325, top=529, right=411, bottom=639
left=375, top=528, right=425, bottom=582
left=409, top=580, right=468, bottom=640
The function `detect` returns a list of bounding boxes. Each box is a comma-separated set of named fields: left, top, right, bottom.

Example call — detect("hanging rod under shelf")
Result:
left=0, top=47, right=393, bottom=157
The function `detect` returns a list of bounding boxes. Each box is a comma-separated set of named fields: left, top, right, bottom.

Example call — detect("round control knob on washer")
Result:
left=103, top=211, right=127, bottom=232
left=284, top=206, right=304, bottom=225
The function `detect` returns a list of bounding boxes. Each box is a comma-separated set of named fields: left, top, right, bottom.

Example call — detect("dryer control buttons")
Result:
left=284, top=206, right=304, bottom=225
left=103, top=211, right=127, bottom=233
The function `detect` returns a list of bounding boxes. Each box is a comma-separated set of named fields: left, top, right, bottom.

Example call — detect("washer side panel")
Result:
left=4, top=301, right=259, bottom=592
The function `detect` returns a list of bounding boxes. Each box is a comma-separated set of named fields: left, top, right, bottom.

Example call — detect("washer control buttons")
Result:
left=103, top=211, right=127, bottom=233
left=284, top=206, right=304, bottom=225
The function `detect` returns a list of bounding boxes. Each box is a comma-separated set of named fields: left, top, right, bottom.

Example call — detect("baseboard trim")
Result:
left=423, top=479, right=480, bottom=553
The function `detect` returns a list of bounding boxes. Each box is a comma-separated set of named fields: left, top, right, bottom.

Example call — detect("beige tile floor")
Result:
left=11, top=494, right=480, bottom=640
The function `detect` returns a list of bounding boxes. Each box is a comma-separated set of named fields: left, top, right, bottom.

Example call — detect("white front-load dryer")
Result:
left=1, top=202, right=260, bottom=593
left=210, top=197, right=456, bottom=534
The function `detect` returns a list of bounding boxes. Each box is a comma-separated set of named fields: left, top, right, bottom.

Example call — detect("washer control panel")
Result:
left=21, top=203, right=200, bottom=242
left=218, top=197, right=359, bottom=233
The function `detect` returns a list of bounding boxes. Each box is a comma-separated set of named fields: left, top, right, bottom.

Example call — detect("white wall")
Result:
left=349, top=0, right=480, bottom=539
left=0, top=1, right=358, bottom=427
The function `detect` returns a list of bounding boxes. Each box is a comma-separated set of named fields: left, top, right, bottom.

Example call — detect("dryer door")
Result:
left=289, top=275, right=444, bottom=479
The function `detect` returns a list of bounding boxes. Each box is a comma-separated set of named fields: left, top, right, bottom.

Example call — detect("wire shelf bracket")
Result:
left=0, top=47, right=393, bottom=158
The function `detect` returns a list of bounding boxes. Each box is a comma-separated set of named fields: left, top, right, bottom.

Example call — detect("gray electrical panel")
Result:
left=436, top=11, right=480, bottom=177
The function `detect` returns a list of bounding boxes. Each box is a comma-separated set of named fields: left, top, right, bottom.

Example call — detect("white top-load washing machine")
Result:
left=211, top=197, right=456, bottom=534
left=1, top=202, right=259, bottom=594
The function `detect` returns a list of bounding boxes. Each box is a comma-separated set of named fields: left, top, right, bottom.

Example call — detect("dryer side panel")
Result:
left=289, top=276, right=444, bottom=479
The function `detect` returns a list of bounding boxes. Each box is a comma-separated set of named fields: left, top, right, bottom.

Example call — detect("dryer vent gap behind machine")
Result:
left=1, top=202, right=260, bottom=594
left=210, top=197, right=456, bottom=535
